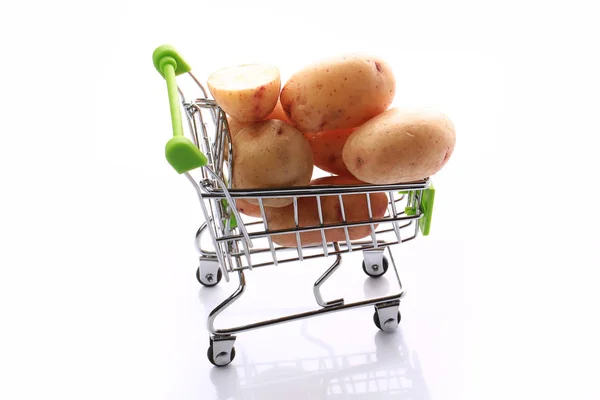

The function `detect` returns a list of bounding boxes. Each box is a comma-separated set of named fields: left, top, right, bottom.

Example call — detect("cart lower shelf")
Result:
left=201, top=245, right=405, bottom=367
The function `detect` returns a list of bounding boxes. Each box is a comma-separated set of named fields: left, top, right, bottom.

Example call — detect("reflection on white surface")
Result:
left=193, top=249, right=433, bottom=399
left=208, top=321, right=430, bottom=400
left=363, top=274, right=391, bottom=299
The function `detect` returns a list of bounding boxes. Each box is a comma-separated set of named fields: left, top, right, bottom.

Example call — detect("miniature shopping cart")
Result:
left=153, top=46, right=435, bottom=367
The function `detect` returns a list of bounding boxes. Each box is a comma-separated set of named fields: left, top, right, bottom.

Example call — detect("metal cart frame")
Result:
left=153, top=46, right=435, bottom=367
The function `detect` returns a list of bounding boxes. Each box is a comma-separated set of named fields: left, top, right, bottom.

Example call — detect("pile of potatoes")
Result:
left=207, top=55, right=455, bottom=246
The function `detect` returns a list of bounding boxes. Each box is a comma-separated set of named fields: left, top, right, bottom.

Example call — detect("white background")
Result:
left=1, top=0, right=599, bottom=399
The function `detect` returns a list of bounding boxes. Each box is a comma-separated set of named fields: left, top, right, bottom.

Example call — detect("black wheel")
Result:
left=207, top=345, right=236, bottom=367
left=363, top=256, right=389, bottom=278
left=197, top=267, right=223, bottom=287
left=373, top=310, right=401, bottom=331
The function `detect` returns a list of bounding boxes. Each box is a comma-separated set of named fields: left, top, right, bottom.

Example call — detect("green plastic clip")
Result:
left=400, top=186, right=435, bottom=235
left=153, top=45, right=207, bottom=173
left=418, top=185, right=435, bottom=236
left=403, top=191, right=417, bottom=216
left=221, top=199, right=238, bottom=230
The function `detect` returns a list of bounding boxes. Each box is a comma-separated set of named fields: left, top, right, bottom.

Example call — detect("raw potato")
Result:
left=234, top=198, right=263, bottom=218
left=208, top=64, right=280, bottom=122
left=224, top=100, right=293, bottom=162
left=342, top=108, right=456, bottom=184
left=232, top=120, right=313, bottom=207
left=227, top=100, right=292, bottom=138
left=305, top=128, right=355, bottom=175
left=280, top=54, right=395, bottom=132
left=265, top=176, right=388, bottom=247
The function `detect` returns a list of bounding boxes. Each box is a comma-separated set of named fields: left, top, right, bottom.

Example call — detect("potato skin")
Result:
left=305, top=128, right=355, bottom=175
left=227, top=100, right=292, bottom=138
left=234, top=198, right=263, bottom=217
left=232, top=120, right=313, bottom=207
left=208, top=64, right=280, bottom=122
left=308, top=175, right=364, bottom=186
left=280, top=54, right=395, bottom=132
left=342, top=108, right=456, bottom=184
left=265, top=176, right=388, bottom=246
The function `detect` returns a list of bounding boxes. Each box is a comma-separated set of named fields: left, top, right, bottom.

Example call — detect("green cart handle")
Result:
left=153, top=45, right=208, bottom=173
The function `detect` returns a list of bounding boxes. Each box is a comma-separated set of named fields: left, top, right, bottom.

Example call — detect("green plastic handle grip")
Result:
left=153, top=45, right=208, bottom=173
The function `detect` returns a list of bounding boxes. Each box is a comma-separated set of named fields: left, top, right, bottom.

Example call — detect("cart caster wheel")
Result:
left=207, top=345, right=236, bottom=367
left=197, top=267, right=222, bottom=287
left=373, top=309, right=401, bottom=332
left=363, top=257, right=389, bottom=278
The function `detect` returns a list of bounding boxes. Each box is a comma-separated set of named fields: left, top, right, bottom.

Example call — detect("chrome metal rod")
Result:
left=195, top=221, right=216, bottom=257
left=413, top=191, right=421, bottom=238
left=313, top=243, right=344, bottom=307
left=186, top=172, right=230, bottom=283
left=217, top=233, right=419, bottom=271
left=187, top=72, right=218, bottom=126
left=194, top=103, right=214, bottom=171
left=373, top=221, right=412, bottom=235
left=337, top=194, right=353, bottom=251
left=293, top=197, right=303, bottom=261
left=203, top=167, right=253, bottom=247
left=187, top=71, right=209, bottom=99
left=186, top=106, right=209, bottom=181
left=200, top=180, right=430, bottom=198
left=224, top=239, right=380, bottom=261
left=388, top=191, right=402, bottom=244
left=258, top=198, right=278, bottom=266
left=239, top=231, right=253, bottom=270
left=217, top=212, right=423, bottom=243
left=222, top=223, right=416, bottom=261
left=207, top=270, right=247, bottom=333
left=387, top=246, right=404, bottom=292
left=214, top=110, right=225, bottom=180
left=227, top=245, right=388, bottom=269
left=316, top=195, right=329, bottom=257
left=177, top=85, right=186, bottom=103
left=183, top=104, right=200, bottom=148
left=212, top=290, right=405, bottom=336
left=196, top=216, right=365, bottom=259
left=366, top=193, right=378, bottom=248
